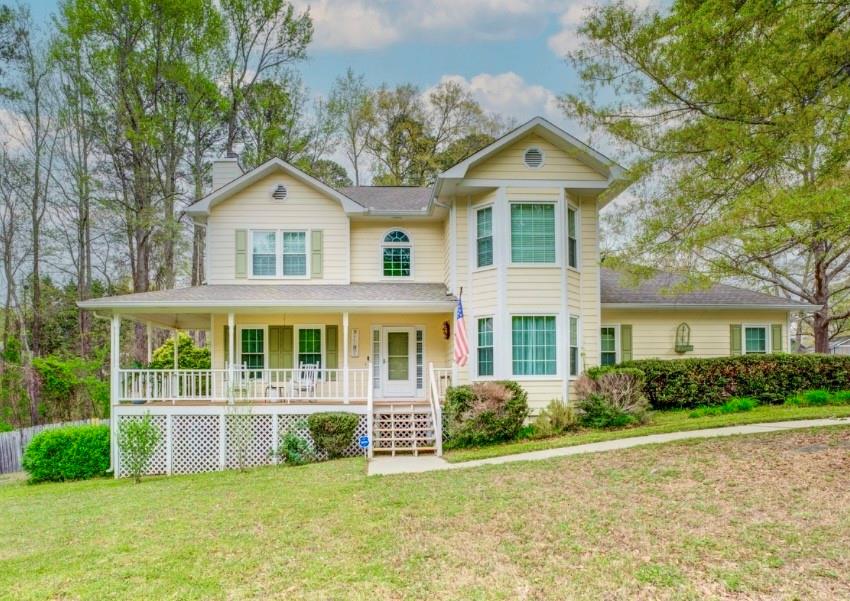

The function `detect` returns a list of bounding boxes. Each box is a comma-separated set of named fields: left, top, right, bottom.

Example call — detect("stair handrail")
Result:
left=428, top=362, right=443, bottom=456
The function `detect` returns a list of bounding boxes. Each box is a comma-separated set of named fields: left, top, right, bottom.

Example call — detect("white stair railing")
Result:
left=366, top=358, right=374, bottom=459
left=428, top=362, right=444, bottom=456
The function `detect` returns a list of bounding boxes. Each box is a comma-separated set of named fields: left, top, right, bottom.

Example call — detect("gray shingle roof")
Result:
left=601, top=267, right=816, bottom=308
left=79, top=282, right=455, bottom=309
left=339, top=186, right=433, bottom=212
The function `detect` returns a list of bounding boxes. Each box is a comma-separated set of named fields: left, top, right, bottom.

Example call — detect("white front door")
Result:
left=381, top=327, right=416, bottom=397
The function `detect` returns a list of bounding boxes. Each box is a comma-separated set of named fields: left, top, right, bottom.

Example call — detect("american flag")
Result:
left=454, top=296, right=469, bottom=367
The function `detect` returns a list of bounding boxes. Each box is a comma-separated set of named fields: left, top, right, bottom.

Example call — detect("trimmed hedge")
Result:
left=22, top=424, right=110, bottom=483
left=307, top=412, right=359, bottom=459
left=616, top=354, right=850, bottom=409
left=444, top=380, right=530, bottom=448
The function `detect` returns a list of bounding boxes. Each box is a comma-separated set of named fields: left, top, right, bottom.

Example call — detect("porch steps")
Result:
left=372, top=401, right=438, bottom=457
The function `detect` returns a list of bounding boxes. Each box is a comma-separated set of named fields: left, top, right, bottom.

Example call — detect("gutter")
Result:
left=601, top=302, right=822, bottom=311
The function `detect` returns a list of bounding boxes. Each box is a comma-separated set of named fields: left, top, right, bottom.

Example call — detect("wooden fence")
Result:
left=0, top=419, right=108, bottom=474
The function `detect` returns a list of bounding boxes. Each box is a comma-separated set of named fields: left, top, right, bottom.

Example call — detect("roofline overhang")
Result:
left=601, top=302, right=822, bottom=311
left=78, top=300, right=457, bottom=314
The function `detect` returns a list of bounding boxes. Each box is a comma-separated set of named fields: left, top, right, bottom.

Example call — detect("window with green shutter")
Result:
left=744, top=326, right=767, bottom=354
left=600, top=326, right=617, bottom=366
left=510, top=203, right=556, bottom=263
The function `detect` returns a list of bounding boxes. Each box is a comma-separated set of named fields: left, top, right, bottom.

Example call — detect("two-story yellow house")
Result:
left=81, top=117, right=817, bottom=476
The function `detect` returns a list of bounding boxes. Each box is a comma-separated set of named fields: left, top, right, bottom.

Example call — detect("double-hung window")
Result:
left=744, top=326, right=767, bottom=354
left=251, top=231, right=277, bottom=277
left=250, top=230, right=308, bottom=277
left=510, top=203, right=556, bottom=264
left=567, top=207, right=578, bottom=269
left=282, top=231, right=307, bottom=276
left=511, top=315, right=556, bottom=376
left=382, top=230, right=412, bottom=277
left=297, top=327, right=322, bottom=367
left=600, top=326, right=617, bottom=366
left=476, top=207, right=493, bottom=268
left=569, top=315, right=580, bottom=376
left=477, top=317, right=494, bottom=376
left=240, top=328, right=265, bottom=376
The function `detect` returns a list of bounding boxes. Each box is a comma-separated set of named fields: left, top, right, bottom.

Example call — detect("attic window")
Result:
left=272, top=184, right=288, bottom=200
left=524, top=147, right=544, bottom=169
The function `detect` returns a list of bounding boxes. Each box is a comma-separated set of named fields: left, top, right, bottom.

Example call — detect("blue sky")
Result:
left=25, top=0, right=598, bottom=133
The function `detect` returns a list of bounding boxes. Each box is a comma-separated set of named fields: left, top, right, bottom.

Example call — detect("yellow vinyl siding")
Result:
left=211, top=312, right=451, bottom=374
left=350, top=220, right=445, bottom=283
left=518, top=380, right=565, bottom=412
left=206, top=172, right=349, bottom=285
left=466, top=133, right=607, bottom=181
left=506, top=268, right=562, bottom=311
left=599, top=309, right=789, bottom=361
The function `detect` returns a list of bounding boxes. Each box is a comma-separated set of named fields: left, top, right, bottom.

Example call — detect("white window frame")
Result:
left=294, top=324, right=326, bottom=372
left=567, top=203, right=580, bottom=271
left=380, top=229, right=414, bottom=280
left=475, top=315, right=495, bottom=378
left=510, top=313, right=559, bottom=379
left=415, top=327, right=425, bottom=391
left=508, top=201, right=562, bottom=268
left=600, top=324, right=620, bottom=367
left=742, top=324, right=770, bottom=355
left=569, top=314, right=581, bottom=378
left=237, top=325, right=269, bottom=372
left=474, top=204, right=495, bottom=271
left=248, top=229, right=311, bottom=279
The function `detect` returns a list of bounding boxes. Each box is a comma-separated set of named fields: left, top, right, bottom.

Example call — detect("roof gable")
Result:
left=186, top=158, right=365, bottom=217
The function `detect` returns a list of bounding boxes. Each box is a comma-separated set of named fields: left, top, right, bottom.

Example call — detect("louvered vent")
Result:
left=272, top=184, right=288, bottom=200
left=524, top=147, right=544, bottom=168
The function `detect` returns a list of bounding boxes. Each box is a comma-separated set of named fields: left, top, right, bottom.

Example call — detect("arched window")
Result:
left=382, top=230, right=412, bottom=277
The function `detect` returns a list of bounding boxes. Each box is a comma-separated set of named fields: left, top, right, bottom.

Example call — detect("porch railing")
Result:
left=431, top=367, right=453, bottom=401
left=118, top=367, right=370, bottom=404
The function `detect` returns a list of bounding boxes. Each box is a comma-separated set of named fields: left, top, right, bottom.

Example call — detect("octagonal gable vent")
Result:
left=524, top=147, right=544, bottom=169
left=272, top=184, right=288, bottom=200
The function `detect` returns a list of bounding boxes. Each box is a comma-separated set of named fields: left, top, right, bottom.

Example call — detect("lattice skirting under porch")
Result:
left=115, top=409, right=368, bottom=478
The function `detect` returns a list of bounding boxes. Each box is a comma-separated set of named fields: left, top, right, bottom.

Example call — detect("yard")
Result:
left=2, top=426, right=850, bottom=600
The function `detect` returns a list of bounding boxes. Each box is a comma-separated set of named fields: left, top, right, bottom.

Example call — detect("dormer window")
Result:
left=382, top=230, right=412, bottom=278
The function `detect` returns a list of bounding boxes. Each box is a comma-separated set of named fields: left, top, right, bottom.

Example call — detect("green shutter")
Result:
left=311, top=230, right=323, bottom=278
left=282, top=325, right=294, bottom=368
left=325, top=325, right=338, bottom=381
left=268, top=326, right=284, bottom=368
left=235, top=229, right=247, bottom=278
left=620, top=324, right=633, bottom=362
left=730, top=324, right=742, bottom=355
left=771, top=324, right=783, bottom=353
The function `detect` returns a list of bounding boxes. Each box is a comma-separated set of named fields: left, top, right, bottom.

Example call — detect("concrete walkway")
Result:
left=367, top=417, right=850, bottom=476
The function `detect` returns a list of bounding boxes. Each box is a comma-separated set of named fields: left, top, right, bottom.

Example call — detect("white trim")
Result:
left=187, top=157, right=366, bottom=216
left=560, top=187, right=569, bottom=401
left=456, top=178, right=613, bottom=189
left=496, top=187, right=509, bottom=377
left=601, top=303, right=821, bottom=311
left=114, top=403, right=370, bottom=416
left=449, top=199, right=457, bottom=293
left=508, top=199, right=562, bottom=268
left=379, top=228, right=414, bottom=281
left=566, top=200, right=580, bottom=271
left=248, top=229, right=310, bottom=280
left=568, top=314, right=582, bottom=378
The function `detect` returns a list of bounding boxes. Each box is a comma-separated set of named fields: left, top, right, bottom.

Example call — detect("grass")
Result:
left=445, top=402, right=850, bottom=463
left=689, top=396, right=759, bottom=418
left=2, top=427, right=850, bottom=599
left=786, top=389, right=850, bottom=407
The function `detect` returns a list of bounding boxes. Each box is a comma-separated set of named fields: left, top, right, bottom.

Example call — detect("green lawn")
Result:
left=445, top=403, right=850, bottom=462
left=2, top=426, right=850, bottom=599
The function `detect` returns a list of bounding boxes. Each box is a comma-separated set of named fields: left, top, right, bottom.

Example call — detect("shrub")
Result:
left=276, top=428, right=314, bottom=466
left=150, top=332, right=210, bottom=370
left=0, top=421, right=12, bottom=433
left=22, top=424, right=110, bottom=483
left=621, top=354, right=850, bottom=409
left=532, top=399, right=579, bottom=438
left=306, top=412, right=358, bottom=459
left=444, top=381, right=530, bottom=448
left=689, top=397, right=759, bottom=418
left=32, top=355, right=110, bottom=421
left=786, top=389, right=840, bottom=407
left=117, top=414, right=161, bottom=483
left=831, top=390, right=850, bottom=404
left=574, top=368, right=649, bottom=429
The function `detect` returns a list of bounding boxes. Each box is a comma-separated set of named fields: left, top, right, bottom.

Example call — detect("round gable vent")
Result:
left=524, top=147, right=544, bottom=169
left=272, top=184, right=288, bottom=200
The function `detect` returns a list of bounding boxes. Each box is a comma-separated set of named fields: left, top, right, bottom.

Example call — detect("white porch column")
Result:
left=342, top=312, right=350, bottom=404
left=146, top=322, right=152, bottom=364
left=110, top=314, right=121, bottom=477
left=227, top=312, right=235, bottom=404
left=171, top=328, right=179, bottom=405
left=172, top=329, right=179, bottom=370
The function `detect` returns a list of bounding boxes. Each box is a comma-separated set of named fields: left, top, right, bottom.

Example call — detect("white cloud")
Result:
left=294, top=0, right=401, bottom=50
left=431, top=72, right=562, bottom=124
left=548, top=0, right=658, bottom=58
